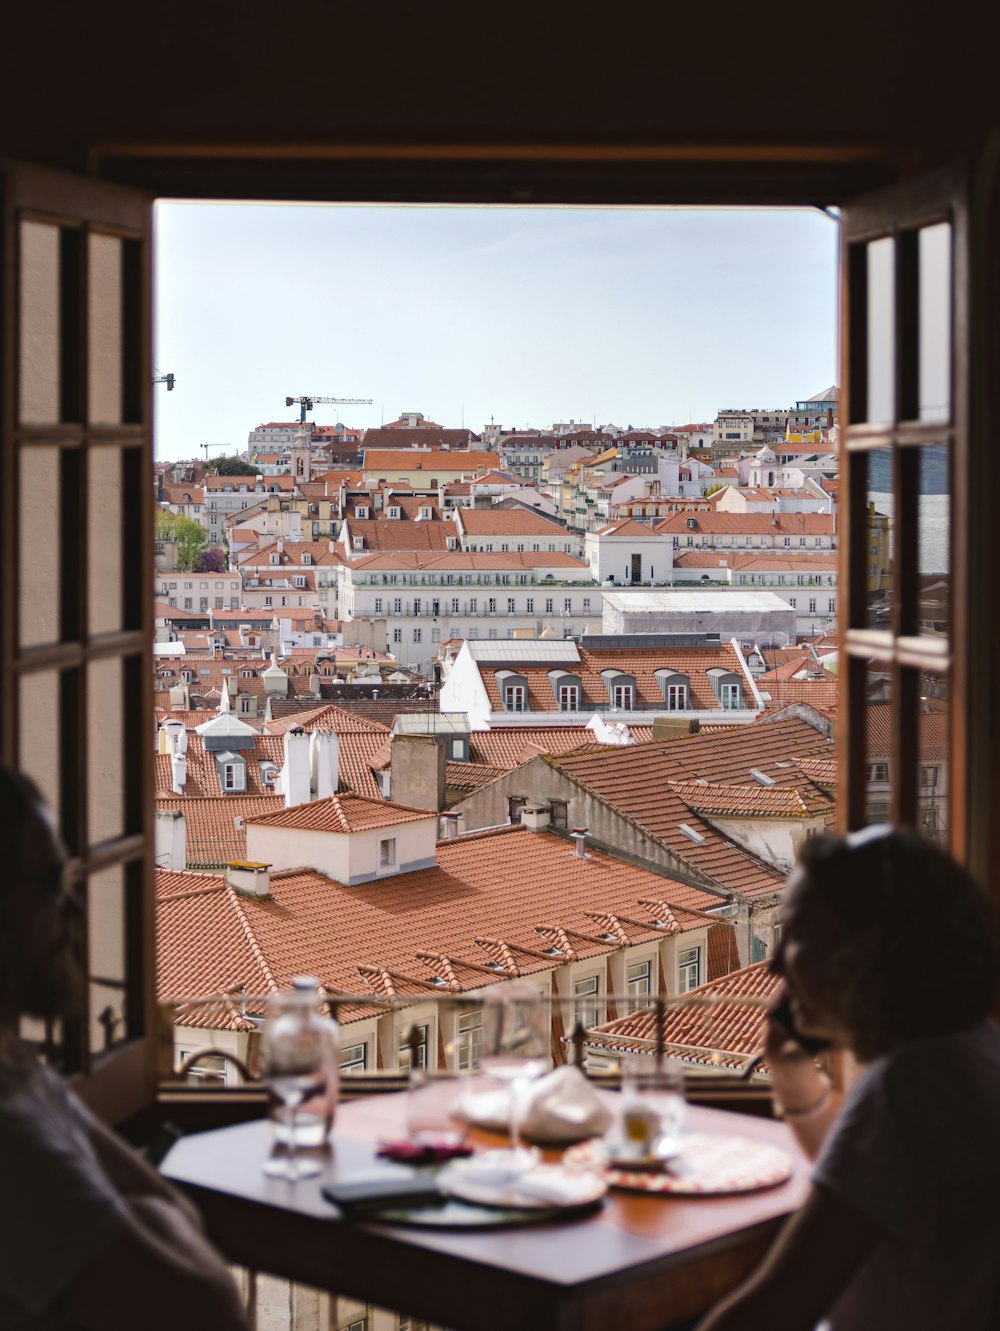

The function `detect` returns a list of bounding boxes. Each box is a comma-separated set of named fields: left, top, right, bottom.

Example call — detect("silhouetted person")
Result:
left=698, top=825, right=1000, bottom=1331
left=0, top=767, right=249, bottom=1331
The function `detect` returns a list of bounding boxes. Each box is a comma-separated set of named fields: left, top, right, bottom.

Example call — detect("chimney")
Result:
left=310, top=729, right=340, bottom=799
left=154, top=808, right=187, bottom=870
left=170, top=752, right=187, bottom=795
left=226, top=861, right=271, bottom=899
left=521, top=803, right=551, bottom=832
left=390, top=733, right=446, bottom=811
left=571, top=826, right=590, bottom=859
left=652, top=716, right=700, bottom=741
left=439, top=810, right=462, bottom=838
left=280, top=727, right=311, bottom=807
left=309, top=672, right=322, bottom=696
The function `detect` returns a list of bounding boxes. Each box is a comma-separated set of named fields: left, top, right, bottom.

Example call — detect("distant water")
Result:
left=869, top=492, right=949, bottom=575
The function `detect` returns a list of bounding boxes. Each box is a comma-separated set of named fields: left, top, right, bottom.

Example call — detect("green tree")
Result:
left=155, top=510, right=209, bottom=572
left=213, top=455, right=260, bottom=476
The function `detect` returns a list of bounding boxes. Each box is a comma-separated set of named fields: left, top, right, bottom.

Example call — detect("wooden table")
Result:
left=162, top=1092, right=810, bottom=1331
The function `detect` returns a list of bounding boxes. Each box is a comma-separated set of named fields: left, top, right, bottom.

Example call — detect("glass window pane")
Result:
left=866, top=237, right=895, bottom=426
left=19, top=221, right=60, bottom=424
left=89, top=981, right=127, bottom=1055
left=864, top=675, right=893, bottom=827
left=918, top=223, right=951, bottom=424
left=89, top=446, right=123, bottom=635
left=18, top=669, right=61, bottom=824
left=87, top=864, right=126, bottom=982
left=87, top=655, right=124, bottom=844
left=864, top=447, right=894, bottom=629
left=917, top=443, right=949, bottom=639
left=917, top=671, right=949, bottom=844
left=88, top=233, right=123, bottom=426
left=19, top=447, right=61, bottom=646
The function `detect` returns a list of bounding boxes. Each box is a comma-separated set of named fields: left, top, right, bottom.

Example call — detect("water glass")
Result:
left=406, top=1069, right=469, bottom=1149
left=620, top=1056, right=686, bottom=1157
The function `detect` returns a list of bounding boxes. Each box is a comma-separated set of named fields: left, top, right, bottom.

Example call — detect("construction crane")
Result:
left=285, top=394, right=372, bottom=425
left=153, top=369, right=176, bottom=390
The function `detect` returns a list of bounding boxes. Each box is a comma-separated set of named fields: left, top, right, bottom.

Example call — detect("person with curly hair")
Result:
left=697, top=825, right=1000, bottom=1331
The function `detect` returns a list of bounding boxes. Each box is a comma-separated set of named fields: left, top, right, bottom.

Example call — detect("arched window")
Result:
left=601, top=669, right=636, bottom=711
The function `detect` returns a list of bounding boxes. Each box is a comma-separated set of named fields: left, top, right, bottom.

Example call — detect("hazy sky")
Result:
left=153, top=203, right=838, bottom=462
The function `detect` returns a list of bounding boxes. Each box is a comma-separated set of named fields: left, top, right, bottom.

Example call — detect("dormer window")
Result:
left=707, top=667, right=743, bottom=710
left=357, top=506, right=369, bottom=519
left=353, top=536, right=364, bottom=551
left=602, top=669, right=636, bottom=711
left=388, top=506, right=400, bottom=519
left=302, top=553, right=312, bottom=564
left=654, top=669, right=691, bottom=711
left=270, top=554, right=279, bottom=564
left=293, top=575, right=306, bottom=588
left=419, top=506, right=432, bottom=520
left=496, top=669, right=529, bottom=712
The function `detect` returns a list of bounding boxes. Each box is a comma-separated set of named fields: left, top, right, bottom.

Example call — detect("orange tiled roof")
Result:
left=246, top=792, right=435, bottom=833
left=667, top=779, right=834, bottom=819
left=672, top=551, right=836, bottom=571
left=155, top=795, right=284, bottom=866
left=655, top=512, right=835, bottom=536
left=478, top=643, right=750, bottom=714
left=456, top=509, right=567, bottom=536
left=262, top=703, right=388, bottom=736
left=585, top=961, right=776, bottom=1063
left=341, top=518, right=458, bottom=553
left=550, top=718, right=834, bottom=899
left=467, top=726, right=654, bottom=769
left=362, top=449, right=501, bottom=472
left=156, top=825, right=725, bottom=1026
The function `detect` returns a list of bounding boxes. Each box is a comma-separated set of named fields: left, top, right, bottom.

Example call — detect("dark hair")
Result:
left=796, top=827, right=1000, bottom=1059
left=0, top=766, right=53, bottom=902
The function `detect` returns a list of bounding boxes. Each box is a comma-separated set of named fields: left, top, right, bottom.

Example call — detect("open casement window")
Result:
left=840, top=166, right=970, bottom=858
left=0, top=162, right=155, bottom=1120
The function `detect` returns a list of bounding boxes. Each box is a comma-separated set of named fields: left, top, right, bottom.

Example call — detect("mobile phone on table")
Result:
left=769, top=996, right=831, bottom=1056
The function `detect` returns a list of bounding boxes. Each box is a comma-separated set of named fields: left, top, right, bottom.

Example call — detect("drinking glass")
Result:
left=479, top=983, right=551, bottom=1171
left=261, top=989, right=330, bottom=1180
left=620, top=1056, right=686, bottom=1158
left=407, top=1068, right=469, bottom=1149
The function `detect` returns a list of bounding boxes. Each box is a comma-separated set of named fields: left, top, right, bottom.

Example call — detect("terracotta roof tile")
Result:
left=585, top=961, right=777, bottom=1062
left=155, top=795, right=285, bottom=866
left=479, top=644, right=750, bottom=714
left=156, top=826, right=723, bottom=1027
left=667, top=779, right=834, bottom=819
left=362, top=449, right=501, bottom=473
left=456, top=509, right=567, bottom=536
left=246, top=792, right=435, bottom=833
left=655, top=513, right=836, bottom=536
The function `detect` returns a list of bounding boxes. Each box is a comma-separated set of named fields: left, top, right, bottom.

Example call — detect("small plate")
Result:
left=439, top=1161, right=607, bottom=1211
left=603, top=1137, right=682, bottom=1172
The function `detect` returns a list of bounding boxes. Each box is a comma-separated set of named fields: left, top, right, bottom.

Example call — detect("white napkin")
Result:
left=459, top=1066, right=613, bottom=1145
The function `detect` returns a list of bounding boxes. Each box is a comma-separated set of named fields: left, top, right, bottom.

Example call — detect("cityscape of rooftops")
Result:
left=146, top=201, right=944, bottom=1328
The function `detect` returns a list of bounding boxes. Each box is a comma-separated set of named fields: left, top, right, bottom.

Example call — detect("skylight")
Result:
left=750, top=768, right=775, bottom=786
left=678, top=823, right=705, bottom=844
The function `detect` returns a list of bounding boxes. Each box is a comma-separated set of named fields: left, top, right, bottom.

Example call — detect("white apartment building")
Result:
left=337, top=551, right=601, bottom=674
left=155, top=571, right=242, bottom=613
left=671, top=552, right=839, bottom=639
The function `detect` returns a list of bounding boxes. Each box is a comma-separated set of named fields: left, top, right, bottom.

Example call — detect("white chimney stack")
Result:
left=226, top=861, right=271, bottom=899
left=310, top=729, right=340, bottom=799
left=155, top=809, right=187, bottom=870
left=170, top=752, right=187, bottom=795
left=571, top=826, right=590, bottom=859
left=280, top=727, right=311, bottom=807
left=439, top=811, right=462, bottom=839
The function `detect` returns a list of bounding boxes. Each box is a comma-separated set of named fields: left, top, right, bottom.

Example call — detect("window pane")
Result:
left=19, top=221, right=60, bottom=424
left=89, top=446, right=123, bottom=634
left=864, top=447, right=894, bottom=629
left=917, top=443, right=949, bottom=639
left=864, top=682, right=893, bottom=827
left=917, top=671, right=949, bottom=844
left=88, top=865, right=128, bottom=1052
left=866, top=237, right=895, bottom=426
left=87, top=656, right=124, bottom=844
left=18, top=669, right=61, bottom=823
left=19, top=447, right=61, bottom=646
left=88, top=233, right=123, bottom=425
left=918, top=222, right=951, bottom=424
left=87, top=864, right=126, bottom=983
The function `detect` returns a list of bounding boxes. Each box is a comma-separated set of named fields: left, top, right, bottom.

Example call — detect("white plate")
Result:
left=439, top=1161, right=607, bottom=1210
